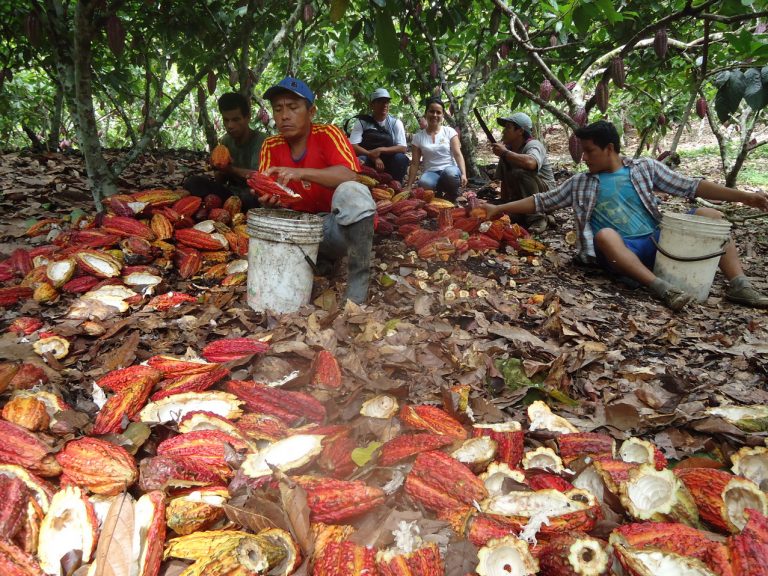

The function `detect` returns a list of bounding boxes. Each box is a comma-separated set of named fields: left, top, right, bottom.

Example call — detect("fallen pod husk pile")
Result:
left=2, top=169, right=768, bottom=575
left=1, top=337, right=768, bottom=575
left=0, top=166, right=544, bottom=313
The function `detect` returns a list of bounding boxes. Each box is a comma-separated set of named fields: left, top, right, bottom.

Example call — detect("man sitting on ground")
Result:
left=492, top=111, right=555, bottom=233
left=257, top=77, right=376, bottom=304
left=184, top=92, right=265, bottom=210
left=484, top=120, right=768, bottom=310
left=348, top=88, right=409, bottom=183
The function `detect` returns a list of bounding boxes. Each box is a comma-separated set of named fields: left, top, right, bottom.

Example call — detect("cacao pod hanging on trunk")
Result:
left=499, top=42, right=509, bottom=59
left=595, top=81, right=609, bottom=113
left=400, top=33, right=409, bottom=49
left=610, top=57, right=626, bottom=87
left=303, top=3, right=314, bottom=22
left=259, top=107, right=270, bottom=126
left=105, top=15, right=126, bottom=57
left=654, top=28, right=668, bottom=60
left=571, top=107, right=587, bottom=126
left=658, top=113, right=667, bottom=126
left=25, top=12, right=41, bottom=47
left=569, top=134, right=582, bottom=164
left=696, top=97, right=708, bottom=119
left=207, top=71, right=217, bottom=95
left=539, top=79, right=553, bottom=101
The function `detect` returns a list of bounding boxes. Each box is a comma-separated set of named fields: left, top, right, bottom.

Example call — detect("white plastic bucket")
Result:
left=653, top=212, right=732, bottom=302
left=246, top=208, right=325, bottom=313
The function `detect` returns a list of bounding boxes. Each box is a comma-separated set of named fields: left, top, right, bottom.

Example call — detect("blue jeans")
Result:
left=418, top=166, right=461, bottom=200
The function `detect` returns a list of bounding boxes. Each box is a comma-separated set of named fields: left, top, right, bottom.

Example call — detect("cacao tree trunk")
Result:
left=47, top=85, right=64, bottom=151
left=725, top=108, right=760, bottom=188
left=73, top=0, right=118, bottom=205
left=197, top=85, right=218, bottom=150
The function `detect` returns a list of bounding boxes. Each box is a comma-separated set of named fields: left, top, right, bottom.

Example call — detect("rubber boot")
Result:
left=343, top=216, right=374, bottom=304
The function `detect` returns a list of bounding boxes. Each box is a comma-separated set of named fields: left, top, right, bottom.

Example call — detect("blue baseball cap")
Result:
left=263, top=77, right=315, bottom=104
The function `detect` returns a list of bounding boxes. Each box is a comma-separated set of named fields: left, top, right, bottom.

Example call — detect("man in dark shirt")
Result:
left=492, top=111, right=555, bottom=233
left=184, top=93, right=265, bottom=209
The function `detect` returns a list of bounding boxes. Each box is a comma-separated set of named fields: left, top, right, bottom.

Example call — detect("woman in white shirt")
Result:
left=404, top=97, right=468, bottom=200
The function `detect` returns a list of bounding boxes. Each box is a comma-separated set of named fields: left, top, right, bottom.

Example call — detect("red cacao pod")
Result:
left=611, top=57, right=626, bottom=88
left=105, top=15, right=126, bottom=57
left=539, top=79, right=553, bottom=102
left=696, top=97, right=708, bottom=119
left=571, top=107, right=587, bottom=126
left=569, top=134, right=583, bottom=164
left=595, top=81, right=609, bottom=113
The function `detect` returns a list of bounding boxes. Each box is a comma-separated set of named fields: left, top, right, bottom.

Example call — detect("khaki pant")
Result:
left=496, top=163, right=549, bottom=228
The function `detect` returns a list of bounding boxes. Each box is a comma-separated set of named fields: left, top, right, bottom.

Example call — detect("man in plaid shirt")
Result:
left=485, top=120, right=768, bottom=311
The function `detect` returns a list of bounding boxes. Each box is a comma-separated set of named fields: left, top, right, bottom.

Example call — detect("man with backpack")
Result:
left=348, top=88, right=410, bottom=183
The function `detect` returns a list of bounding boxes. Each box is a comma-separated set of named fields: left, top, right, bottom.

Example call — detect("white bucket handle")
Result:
left=651, top=236, right=727, bottom=262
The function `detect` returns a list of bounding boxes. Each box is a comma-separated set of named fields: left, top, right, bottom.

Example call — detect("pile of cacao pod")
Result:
left=357, top=165, right=547, bottom=262
left=1, top=336, right=767, bottom=575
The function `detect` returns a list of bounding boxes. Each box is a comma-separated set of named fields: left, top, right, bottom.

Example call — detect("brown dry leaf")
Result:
left=278, top=476, right=314, bottom=557
left=222, top=500, right=280, bottom=533
left=93, top=493, right=135, bottom=576
left=101, top=330, right=140, bottom=372
left=605, top=403, right=640, bottom=431
left=674, top=456, right=725, bottom=470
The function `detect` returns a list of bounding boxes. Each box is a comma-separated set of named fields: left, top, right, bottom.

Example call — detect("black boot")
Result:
left=343, top=216, right=374, bottom=304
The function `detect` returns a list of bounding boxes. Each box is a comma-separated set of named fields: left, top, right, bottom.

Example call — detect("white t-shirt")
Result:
left=412, top=126, right=457, bottom=172
left=349, top=115, right=407, bottom=147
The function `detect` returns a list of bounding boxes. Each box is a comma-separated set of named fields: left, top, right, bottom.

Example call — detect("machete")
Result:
left=473, top=108, right=497, bottom=144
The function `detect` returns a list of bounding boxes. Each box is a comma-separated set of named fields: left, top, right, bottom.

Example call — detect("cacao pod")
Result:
left=210, top=144, right=232, bottom=170
left=696, top=97, right=708, bottom=119
left=499, top=42, right=509, bottom=59
left=611, top=57, right=626, bottom=87
left=400, top=33, right=409, bottom=49
left=303, top=3, right=314, bottom=22
left=105, top=15, right=126, bottom=58
left=25, top=12, right=41, bottom=47
left=654, top=27, right=668, bottom=60
left=549, top=34, right=558, bottom=47
left=539, top=79, right=553, bottom=102
left=595, top=81, right=609, bottom=113
left=259, top=107, right=270, bottom=126
left=571, top=107, right=587, bottom=126
left=658, top=113, right=667, bottom=126
left=569, top=134, right=583, bottom=164
left=430, top=61, right=438, bottom=78
left=206, top=71, right=217, bottom=95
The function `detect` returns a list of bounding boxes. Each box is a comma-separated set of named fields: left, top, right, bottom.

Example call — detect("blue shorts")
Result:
left=595, top=228, right=661, bottom=273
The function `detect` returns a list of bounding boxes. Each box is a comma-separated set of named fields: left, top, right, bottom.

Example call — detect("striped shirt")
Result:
left=534, top=157, right=700, bottom=262
left=259, top=124, right=360, bottom=213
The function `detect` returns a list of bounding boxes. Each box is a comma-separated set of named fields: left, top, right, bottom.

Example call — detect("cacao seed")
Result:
left=105, top=15, right=126, bottom=58
left=610, top=57, right=626, bottom=88
left=654, top=28, right=668, bottom=60
left=696, top=97, right=708, bottom=119
left=568, top=134, right=582, bottom=164
left=539, top=79, right=553, bottom=102
left=595, top=81, right=609, bottom=113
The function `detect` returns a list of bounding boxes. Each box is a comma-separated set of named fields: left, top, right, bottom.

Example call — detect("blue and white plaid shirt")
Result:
left=533, top=157, right=701, bottom=262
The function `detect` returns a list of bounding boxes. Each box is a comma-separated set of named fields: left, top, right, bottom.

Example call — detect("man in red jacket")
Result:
left=257, top=77, right=376, bottom=304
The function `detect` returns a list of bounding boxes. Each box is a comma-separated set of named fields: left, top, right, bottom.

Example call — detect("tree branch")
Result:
left=250, top=0, right=307, bottom=84
left=701, top=10, right=768, bottom=23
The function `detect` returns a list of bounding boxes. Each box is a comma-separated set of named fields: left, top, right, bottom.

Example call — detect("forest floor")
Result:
left=1, top=128, right=767, bottom=572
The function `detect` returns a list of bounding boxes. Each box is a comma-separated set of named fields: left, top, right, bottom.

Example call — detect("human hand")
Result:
left=374, top=157, right=385, bottom=171
left=491, top=143, right=507, bottom=158
left=368, top=148, right=381, bottom=159
left=460, top=174, right=468, bottom=188
left=482, top=202, right=500, bottom=220
left=743, top=189, right=768, bottom=211
left=258, top=193, right=283, bottom=208
left=265, top=166, right=305, bottom=187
